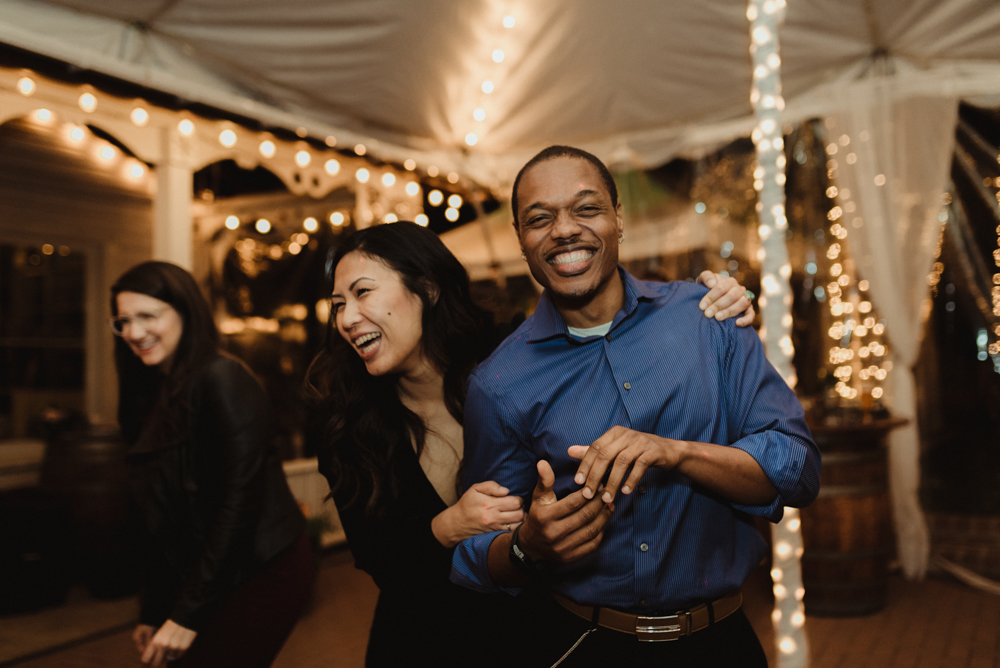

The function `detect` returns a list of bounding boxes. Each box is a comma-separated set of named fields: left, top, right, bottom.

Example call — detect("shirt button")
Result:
left=640, top=542, right=649, bottom=552
left=623, top=382, right=631, bottom=390
left=639, top=598, right=648, bottom=607
left=638, top=485, right=646, bottom=494
left=605, top=333, right=612, bottom=342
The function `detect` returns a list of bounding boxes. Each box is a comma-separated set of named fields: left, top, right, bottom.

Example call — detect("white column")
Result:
left=153, top=127, right=194, bottom=269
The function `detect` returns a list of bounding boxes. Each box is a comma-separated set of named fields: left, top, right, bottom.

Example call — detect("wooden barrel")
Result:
left=799, top=417, right=905, bottom=616
left=41, top=425, right=139, bottom=599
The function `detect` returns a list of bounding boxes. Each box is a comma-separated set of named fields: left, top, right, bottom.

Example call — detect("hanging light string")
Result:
left=823, top=129, right=892, bottom=405
left=9, top=70, right=438, bottom=209
left=747, top=2, right=809, bottom=666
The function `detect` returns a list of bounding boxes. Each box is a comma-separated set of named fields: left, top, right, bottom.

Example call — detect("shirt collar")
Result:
left=526, top=266, right=658, bottom=343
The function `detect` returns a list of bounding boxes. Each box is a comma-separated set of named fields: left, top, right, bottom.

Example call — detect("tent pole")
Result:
left=747, top=1, right=809, bottom=666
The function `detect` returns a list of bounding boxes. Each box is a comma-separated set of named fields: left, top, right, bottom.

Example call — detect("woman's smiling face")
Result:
left=331, top=251, right=428, bottom=377
left=115, top=291, right=184, bottom=368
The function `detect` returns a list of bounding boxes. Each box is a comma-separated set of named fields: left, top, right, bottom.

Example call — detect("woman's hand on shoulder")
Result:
left=139, top=619, right=197, bottom=666
left=697, top=271, right=756, bottom=327
left=432, top=481, right=525, bottom=548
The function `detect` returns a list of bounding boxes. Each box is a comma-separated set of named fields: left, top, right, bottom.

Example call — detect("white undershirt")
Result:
left=566, top=321, right=613, bottom=338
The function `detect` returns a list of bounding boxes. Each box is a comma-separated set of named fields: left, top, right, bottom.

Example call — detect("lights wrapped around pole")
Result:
left=746, top=1, right=809, bottom=666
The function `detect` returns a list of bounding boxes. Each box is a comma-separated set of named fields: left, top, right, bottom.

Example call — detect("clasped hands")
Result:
left=515, top=427, right=686, bottom=565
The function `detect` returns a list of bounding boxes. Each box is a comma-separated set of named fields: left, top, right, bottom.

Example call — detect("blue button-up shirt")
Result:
left=451, top=268, right=820, bottom=613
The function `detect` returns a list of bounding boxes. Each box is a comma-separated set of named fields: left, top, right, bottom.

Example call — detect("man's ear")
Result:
left=615, top=202, right=625, bottom=235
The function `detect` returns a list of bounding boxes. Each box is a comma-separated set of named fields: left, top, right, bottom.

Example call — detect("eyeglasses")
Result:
left=109, top=308, right=170, bottom=336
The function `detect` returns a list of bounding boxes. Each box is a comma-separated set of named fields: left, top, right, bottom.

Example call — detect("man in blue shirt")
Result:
left=450, top=146, right=820, bottom=666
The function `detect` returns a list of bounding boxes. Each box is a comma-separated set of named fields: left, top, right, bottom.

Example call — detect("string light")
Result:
left=78, top=92, right=97, bottom=112
left=382, top=173, right=395, bottom=187
left=824, top=122, right=891, bottom=404
left=17, top=76, right=35, bottom=96
left=415, top=214, right=429, bottom=227
left=465, top=133, right=478, bottom=146
left=492, top=49, right=505, bottom=63
left=303, top=217, right=319, bottom=232
left=219, top=129, right=237, bottom=147
left=295, top=150, right=310, bottom=167
left=129, top=163, right=144, bottom=178
left=405, top=182, right=420, bottom=196
left=482, top=81, right=494, bottom=94
left=356, top=168, right=370, bottom=183
left=503, top=15, right=515, bottom=28
left=748, top=3, right=806, bottom=666
left=99, top=146, right=115, bottom=160
left=444, top=207, right=460, bottom=222
left=325, top=159, right=340, bottom=175
left=354, top=144, right=367, bottom=156
left=131, top=107, right=149, bottom=126
left=325, top=136, right=337, bottom=147
left=178, top=119, right=194, bottom=135
left=404, top=159, right=416, bottom=171
left=259, top=140, right=276, bottom=158
left=473, top=108, right=486, bottom=121
left=69, top=126, right=85, bottom=141
left=226, top=216, right=240, bottom=230
left=428, top=190, right=444, bottom=206
left=448, top=194, right=464, bottom=208
left=255, top=218, right=271, bottom=234
left=329, top=212, right=345, bottom=226
left=447, top=172, right=460, bottom=184
left=35, top=109, right=51, bottom=121
left=427, top=166, right=440, bottom=177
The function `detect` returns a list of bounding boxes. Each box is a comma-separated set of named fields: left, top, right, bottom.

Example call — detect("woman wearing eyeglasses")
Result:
left=111, top=261, right=314, bottom=668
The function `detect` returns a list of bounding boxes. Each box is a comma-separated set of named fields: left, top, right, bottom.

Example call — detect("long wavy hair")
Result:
left=111, top=261, right=220, bottom=447
left=307, top=222, right=493, bottom=516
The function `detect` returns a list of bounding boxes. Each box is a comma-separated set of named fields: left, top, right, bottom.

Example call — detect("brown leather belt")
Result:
left=552, top=591, right=743, bottom=642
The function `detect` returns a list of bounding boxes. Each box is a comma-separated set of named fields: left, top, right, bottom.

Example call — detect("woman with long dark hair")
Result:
left=112, top=261, right=313, bottom=668
left=307, top=221, right=754, bottom=666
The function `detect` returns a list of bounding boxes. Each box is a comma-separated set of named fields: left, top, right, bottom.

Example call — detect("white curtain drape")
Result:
left=830, top=78, right=958, bottom=580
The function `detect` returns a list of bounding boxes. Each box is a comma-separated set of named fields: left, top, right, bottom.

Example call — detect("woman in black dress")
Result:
left=112, top=261, right=314, bottom=667
left=307, top=222, right=755, bottom=666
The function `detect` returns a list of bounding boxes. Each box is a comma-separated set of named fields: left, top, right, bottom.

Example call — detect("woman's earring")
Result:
left=521, top=251, right=526, bottom=260
left=618, top=233, right=625, bottom=244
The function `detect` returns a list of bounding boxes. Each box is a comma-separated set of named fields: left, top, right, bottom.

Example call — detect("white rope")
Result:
left=932, top=556, right=1000, bottom=596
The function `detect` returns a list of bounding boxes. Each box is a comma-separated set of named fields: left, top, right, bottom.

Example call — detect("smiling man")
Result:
left=451, top=146, right=820, bottom=666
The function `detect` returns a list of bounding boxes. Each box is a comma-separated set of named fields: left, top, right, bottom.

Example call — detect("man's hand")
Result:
left=517, top=460, right=614, bottom=565
left=570, top=426, right=688, bottom=504
left=140, top=619, right=197, bottom=666
left=697, top=270, right=755, bottom=327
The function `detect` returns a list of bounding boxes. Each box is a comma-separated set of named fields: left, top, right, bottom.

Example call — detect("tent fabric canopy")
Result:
left=1, top=0, right=999, bottom=187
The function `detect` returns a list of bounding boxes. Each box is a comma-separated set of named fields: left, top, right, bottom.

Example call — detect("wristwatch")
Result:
left=508, top=523, right=546, bottom=577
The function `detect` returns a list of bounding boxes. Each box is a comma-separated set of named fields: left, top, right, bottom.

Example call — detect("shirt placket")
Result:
left=602, top=330, right=656, bottom=609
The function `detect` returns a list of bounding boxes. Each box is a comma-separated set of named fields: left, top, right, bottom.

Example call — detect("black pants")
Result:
left=520, top=592, right=769, bottom=668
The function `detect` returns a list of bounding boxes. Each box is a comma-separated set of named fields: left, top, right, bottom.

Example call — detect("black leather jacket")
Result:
left=126, top=353, right=304, bottom=631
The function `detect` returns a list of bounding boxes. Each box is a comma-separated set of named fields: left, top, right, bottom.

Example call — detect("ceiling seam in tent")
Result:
left=140, top=0, right=185, bottom=25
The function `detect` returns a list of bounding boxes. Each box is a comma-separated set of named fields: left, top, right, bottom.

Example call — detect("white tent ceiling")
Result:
left=2, top=0, right=999, bottom=189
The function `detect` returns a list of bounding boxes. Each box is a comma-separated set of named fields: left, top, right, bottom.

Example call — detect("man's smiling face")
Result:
left=515, top=156, right=624, bottom=307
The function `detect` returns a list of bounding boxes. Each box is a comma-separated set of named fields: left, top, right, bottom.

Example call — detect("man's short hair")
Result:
left=511, top=146, right=619, bottom=228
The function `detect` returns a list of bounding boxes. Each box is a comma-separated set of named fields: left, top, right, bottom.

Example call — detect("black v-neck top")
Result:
left=331, top=441, right=516, bottom=666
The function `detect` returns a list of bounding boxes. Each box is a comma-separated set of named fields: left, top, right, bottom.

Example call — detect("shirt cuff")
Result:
left=727, top=432, right=809, bottom=522
left=450, top=531, right=522, bottom=596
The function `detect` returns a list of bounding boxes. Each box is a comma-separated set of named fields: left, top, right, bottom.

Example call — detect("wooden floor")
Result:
left=8, top=550, right=1000, bottom=668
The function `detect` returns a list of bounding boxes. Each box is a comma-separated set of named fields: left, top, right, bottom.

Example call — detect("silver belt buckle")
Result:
left=636, top=614, right=682, bottom=642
